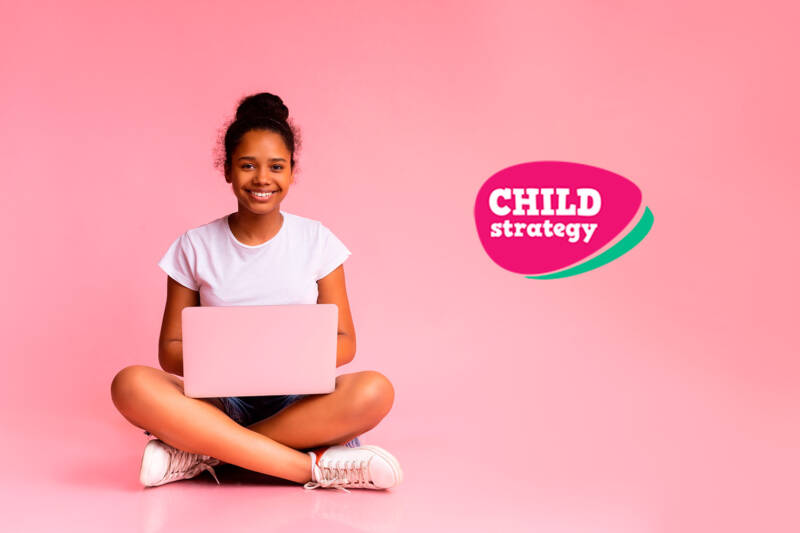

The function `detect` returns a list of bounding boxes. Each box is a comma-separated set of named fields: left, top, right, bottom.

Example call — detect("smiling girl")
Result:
left=110, top=92, right=403, bottom=492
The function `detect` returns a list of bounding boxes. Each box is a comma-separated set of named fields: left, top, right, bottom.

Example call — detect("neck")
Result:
left=229, top=208, right=284, bottom=244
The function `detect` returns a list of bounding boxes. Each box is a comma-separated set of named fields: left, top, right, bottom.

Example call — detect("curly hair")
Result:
left=214, top=92, right=302, bottom=175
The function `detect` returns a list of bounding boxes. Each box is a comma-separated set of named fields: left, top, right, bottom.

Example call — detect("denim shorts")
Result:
left=144, top=393, right=362, bottom=447
left=143, top=394, right=305, bottom=437
left=217, top=394, right=362, bottom=448
left=217, top=394, right=307, bottom=427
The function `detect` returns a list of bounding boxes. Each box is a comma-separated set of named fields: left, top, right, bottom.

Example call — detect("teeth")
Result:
left=250, top=190, right=273, bottom=197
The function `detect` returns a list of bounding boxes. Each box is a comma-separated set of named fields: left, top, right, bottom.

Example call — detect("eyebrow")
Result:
left=237, top=156, right=287, bottom=162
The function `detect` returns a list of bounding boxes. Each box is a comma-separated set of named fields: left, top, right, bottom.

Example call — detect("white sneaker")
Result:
left=139, top=439, right=221, bottom=487
left=304, top=445, right=403, bottom=493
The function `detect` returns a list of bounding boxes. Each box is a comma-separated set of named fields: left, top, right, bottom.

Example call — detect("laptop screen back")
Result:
left=181, top=304, right=338, bottom=398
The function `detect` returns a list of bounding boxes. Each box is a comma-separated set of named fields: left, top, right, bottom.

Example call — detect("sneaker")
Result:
left=304, top=445, right=403, bottom=493
left=343, top=435, right=362, bottom=448
left=139, top=439, right=221, bottom=487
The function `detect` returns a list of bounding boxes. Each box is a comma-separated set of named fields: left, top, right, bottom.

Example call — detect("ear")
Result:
left=224, top=166, right=231, bottom=183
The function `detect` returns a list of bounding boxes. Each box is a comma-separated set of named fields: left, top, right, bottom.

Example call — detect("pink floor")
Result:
left=4, top=379, right=798, bottom=533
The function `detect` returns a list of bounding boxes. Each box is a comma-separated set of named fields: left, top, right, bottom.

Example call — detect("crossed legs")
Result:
left=110, top=365, right=395, bottom=484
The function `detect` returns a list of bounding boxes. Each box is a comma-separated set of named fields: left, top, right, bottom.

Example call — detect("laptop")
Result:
left=181, top=304, right=339, bottom=398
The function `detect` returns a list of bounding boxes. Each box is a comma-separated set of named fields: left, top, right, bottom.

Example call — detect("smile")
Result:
left=247, top=190, right=277, bottom=201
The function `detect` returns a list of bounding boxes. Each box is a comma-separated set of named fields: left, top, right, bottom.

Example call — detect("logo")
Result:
left=474, top=161, right=653, bottom=279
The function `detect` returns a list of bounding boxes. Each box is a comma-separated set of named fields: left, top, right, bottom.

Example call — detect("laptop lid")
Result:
left=181, top=304, right=338, bottom=398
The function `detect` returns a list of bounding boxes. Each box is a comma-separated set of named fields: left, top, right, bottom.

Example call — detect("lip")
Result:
left=246, top=189, right=277, bottom=202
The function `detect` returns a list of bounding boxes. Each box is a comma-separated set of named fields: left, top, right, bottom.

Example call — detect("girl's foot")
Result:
left=304, top=445, right=403, bottom=493
left=139, top=439, right=221, bottom=487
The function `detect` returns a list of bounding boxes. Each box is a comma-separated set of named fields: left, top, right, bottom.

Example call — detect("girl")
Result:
left=110, top=92, right=403, bottom=493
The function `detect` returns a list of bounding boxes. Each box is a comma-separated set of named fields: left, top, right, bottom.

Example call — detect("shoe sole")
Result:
left=359, top=445, right=404, bottom=487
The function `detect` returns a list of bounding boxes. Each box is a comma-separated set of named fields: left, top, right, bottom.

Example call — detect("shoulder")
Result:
left=282, top=210, right=322, bottom=228
left=281, top=210, right=327, bottom=238
left=178, top=215, right=229, bottom=248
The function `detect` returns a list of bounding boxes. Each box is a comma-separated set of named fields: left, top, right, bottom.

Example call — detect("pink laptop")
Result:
left=181, top=304, right=338, bottom=398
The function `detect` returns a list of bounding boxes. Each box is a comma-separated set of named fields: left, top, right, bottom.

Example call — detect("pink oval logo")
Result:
left=474, top=161, right=647, bottom=276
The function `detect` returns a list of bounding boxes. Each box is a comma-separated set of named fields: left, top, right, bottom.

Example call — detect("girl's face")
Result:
left=225, top=129, right=294, bottom=215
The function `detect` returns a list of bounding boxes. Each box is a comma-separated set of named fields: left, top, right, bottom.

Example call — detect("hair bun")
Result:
left=235, top=92, right=289, bottom=123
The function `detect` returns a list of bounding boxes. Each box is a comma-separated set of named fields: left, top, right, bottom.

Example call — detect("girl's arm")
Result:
left=317, top=264, right=356, bottom=367
left=158, top=275, right=201, bottom=376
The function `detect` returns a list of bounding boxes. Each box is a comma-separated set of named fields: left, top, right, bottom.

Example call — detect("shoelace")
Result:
left=304, top=458, right=372, bottom=494
left=161, top=445, right=221, bottom=485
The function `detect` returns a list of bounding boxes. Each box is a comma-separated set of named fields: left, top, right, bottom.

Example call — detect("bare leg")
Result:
left=111, top=365, right=313, bottom=483
left=246, top=370, right=395, bottom=449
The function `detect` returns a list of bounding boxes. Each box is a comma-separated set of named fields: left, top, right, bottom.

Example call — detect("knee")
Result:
left=350, top=371, right=395, bottom=421
left=110, top=365, right=153, bottom=413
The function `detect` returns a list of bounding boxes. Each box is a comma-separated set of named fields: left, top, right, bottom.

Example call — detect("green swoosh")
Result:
left=526, top=206, right=654, bottom=280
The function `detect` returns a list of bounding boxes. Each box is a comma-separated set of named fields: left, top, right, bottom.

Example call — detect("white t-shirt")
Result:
left=157, top=210, right=351, bottom=306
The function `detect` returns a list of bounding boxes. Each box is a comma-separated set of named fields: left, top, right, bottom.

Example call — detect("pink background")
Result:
left=2, top=1, right=797, bottom=532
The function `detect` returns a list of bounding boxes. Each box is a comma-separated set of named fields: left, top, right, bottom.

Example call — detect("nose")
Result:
left=253, top=167, right=274, bottom=185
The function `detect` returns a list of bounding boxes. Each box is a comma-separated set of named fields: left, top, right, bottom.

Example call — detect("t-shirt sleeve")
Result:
left=315, top=223, right=352, bottom=281
left=157, top=232, right=200, bottom=291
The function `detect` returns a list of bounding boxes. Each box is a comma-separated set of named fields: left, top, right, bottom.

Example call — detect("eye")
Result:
left=272, top=164, right=284, bottom=171
left=241, top=163, right=255, bottom=169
